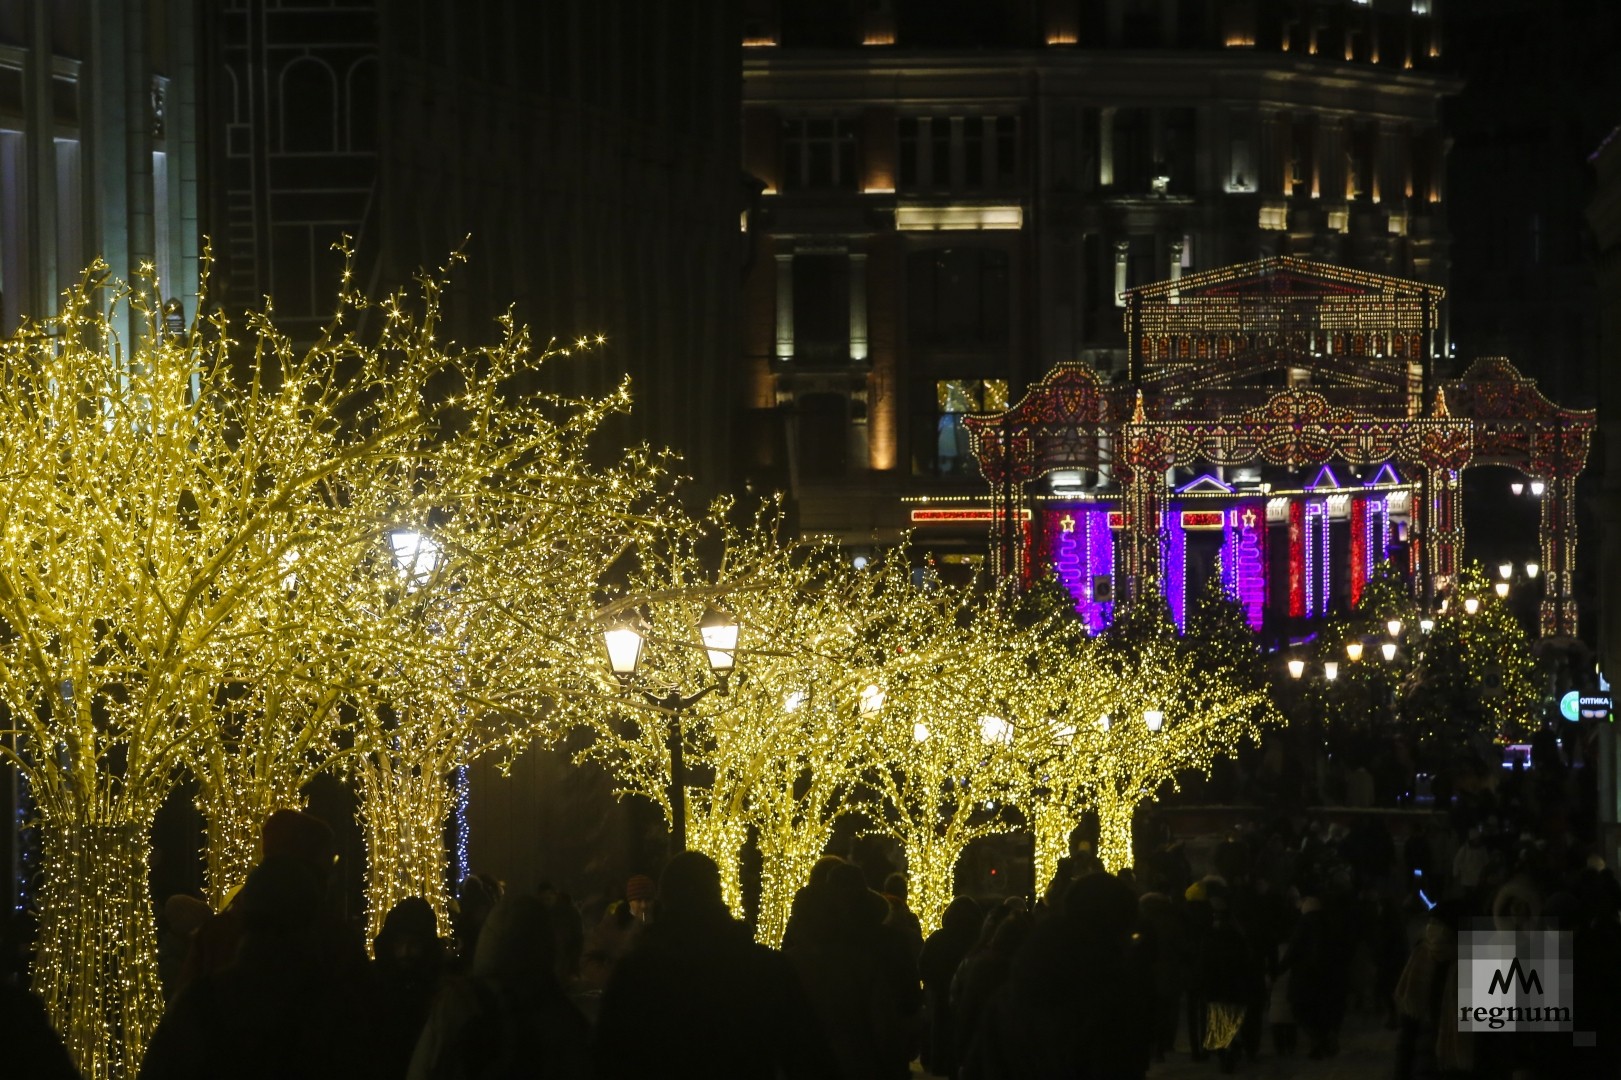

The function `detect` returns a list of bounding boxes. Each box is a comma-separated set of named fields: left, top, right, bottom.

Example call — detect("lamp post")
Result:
left=602, top=605, right=740, bottom=854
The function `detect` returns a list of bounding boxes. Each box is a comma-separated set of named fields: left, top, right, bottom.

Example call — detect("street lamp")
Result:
left=1143, top=708, right=1165, bottom=732
left=389, top=529, right=443, bottom=590
left=1346, top=640, right=1365, bottom=663
left=1463, top=596, right=1481, bottom=616
left=1498, top=563, right=1514, bottom=581
left=600, top=604, right=741, bottom=853
left=1494, top=582, right=1510, bottom=599
left=1420, top=618, right=1435, bottom=634
left=1380, top=641, right=1398, bottom=662
left=1386, top=618, right=1404, bottom=638
left=1323, top=661, right=1339, bottom=682
left=1511, top=481, right=1525, bottom=496
left=1525, top=562, right=1540, bottom=579
left=1288, top=658, right=1306, bottom=680
left=1530, top=479, right=1546, bottom=497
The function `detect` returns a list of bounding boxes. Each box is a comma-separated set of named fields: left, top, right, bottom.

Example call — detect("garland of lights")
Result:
left=0, top=250, right=674, bottom=1078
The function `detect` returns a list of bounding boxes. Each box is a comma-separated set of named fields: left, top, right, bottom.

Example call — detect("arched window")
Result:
left=279, top=56, right=338, bottom=152
left=345, top=57, right=379, bottom=152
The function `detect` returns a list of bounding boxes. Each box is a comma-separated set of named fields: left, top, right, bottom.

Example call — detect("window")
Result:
left=928, top=379, right=1007, bottom=477
left=897, top=115, right=1019, bottom=192
left=798, top=393, right=849, bottom=478
left=0, top=129, right=28, bottom=330
left=783, top=118, right=858, bottom=190
left=278, top=57, right=337, bottom=153
left=792, top=254, right=850, bottom=363
left=907, top=248, right=1009, bottom=346
left=1289, top=119, right=1314, bottom=196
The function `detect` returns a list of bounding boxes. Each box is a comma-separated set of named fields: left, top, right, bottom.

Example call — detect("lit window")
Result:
left=931, top=380, right=1007, bottom=477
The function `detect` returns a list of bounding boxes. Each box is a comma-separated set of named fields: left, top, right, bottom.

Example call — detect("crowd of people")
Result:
left=2, top=760, right=1620, bottom=1080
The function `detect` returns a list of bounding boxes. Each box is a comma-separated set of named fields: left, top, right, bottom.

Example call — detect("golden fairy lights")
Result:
left=0, top=250, right=668, bottom=1079
left=4, top=254, right=1277, bottom=1077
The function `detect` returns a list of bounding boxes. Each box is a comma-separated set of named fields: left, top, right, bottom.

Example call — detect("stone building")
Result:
left=739, top=0, right=1457, bottom=559
left=0, top=0, right=200, bottom=339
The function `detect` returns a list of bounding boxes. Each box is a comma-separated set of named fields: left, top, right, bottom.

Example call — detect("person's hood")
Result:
left=473, top=896, right=556, bottom=980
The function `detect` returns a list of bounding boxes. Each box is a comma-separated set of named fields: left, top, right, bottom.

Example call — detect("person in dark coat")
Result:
left=371, top=897, right=445, bottom=1079
left=963, top=872, right=1153, bottom=1080
left=408, top=895, right=590, bottom=1080
left=1280, top=895, right=1350, bottom=1060
left=1135, top=891, right=1186, bottom=1062
left=139, top=855, right=373, bottom=1080
left=781, top=857, right=920, bottom=1079
left=950, top=905, right=1031, bottom=1071
left=594, top=851, right=834, bottom=1080
left=1194, top=892, right=1265, bottom=1074
left=0, top=981, right=81, bottom=1080
left=917, top=894, right=981, bottom=1077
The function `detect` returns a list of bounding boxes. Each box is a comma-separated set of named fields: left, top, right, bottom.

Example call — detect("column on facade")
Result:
left=1540, top=473, right=1580, bottom=637
left=1099, top=107, right=1117, bottom=188
left=774, top=250, right=794, bottom=361
left=1418, top=464, right=1463, bottom=604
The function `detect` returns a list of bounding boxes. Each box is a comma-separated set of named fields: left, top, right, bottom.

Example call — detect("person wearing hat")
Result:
left=624, top=874, right=656, bottom=922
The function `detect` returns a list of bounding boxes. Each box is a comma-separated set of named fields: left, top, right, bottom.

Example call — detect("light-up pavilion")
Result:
left=966, top=257, right=1593, bottom=638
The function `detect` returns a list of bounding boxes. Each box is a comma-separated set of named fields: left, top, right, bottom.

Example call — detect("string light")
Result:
left=2, top=249, right=668, bottom=1075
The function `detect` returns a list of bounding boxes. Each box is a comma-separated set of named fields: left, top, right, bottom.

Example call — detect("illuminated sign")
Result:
left=895, top=203, right=1024, bottom=231
left=1180, top=510, right=1225, bottom=530
left=908, top=508, right=1031, bottom=524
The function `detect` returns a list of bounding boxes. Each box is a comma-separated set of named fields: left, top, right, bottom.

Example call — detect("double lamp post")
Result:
left=602, top=606, right=740, bottom=853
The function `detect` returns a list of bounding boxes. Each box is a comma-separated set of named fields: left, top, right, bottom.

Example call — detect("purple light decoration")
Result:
left=1366, top=495, right=1388, bottom=571
left=1165, top=501, right=1187, bottom=631
left=1085, top=505, right=1114, bottom=633
left=1307, top=464, right=1342, bottom=490
left=1225, top=500, right=1267, bottom=630
left=1304, top=502, right=1331, bottom=616
left=1049, top=506, right=1114, bottom=633
left=1175, top=472, right=1234, bottom=494
left=1053, top=510, right=1085, bottom=610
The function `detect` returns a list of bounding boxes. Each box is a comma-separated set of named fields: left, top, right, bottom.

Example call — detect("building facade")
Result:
left=200, top=0, right=744, bottom=489
left=740, top=0, right=1456, bottom=561
left=1591, top=126, right=1621, bottom=859
left=196, top=0, right=745, bottom=908
left=0, top=0, right=201, bottom=339
left=0, top=0, right=203, bottom=913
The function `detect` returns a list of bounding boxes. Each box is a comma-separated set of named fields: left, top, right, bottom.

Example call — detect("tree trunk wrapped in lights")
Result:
left=354, top=708, right=459, bottom=946
left=0, top=251, right=670, bottom=1079
left=33, top=823, right=164, bottom=1080
left=860, top=570, right=1035, bottom=936
left=1067, top=599, right=1280, bottom=874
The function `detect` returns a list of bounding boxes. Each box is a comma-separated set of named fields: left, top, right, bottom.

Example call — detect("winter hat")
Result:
left=625, top=874, right=657, bottom=902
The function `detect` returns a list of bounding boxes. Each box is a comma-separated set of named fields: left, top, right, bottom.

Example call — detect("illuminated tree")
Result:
left=1309, top=561, right=1536, bottom=766
left=859, top=574, right=1037, bottom=934
left=0, top=254, right=664, bottom=1078
left=1036, top=600, right=1280, bottom=874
